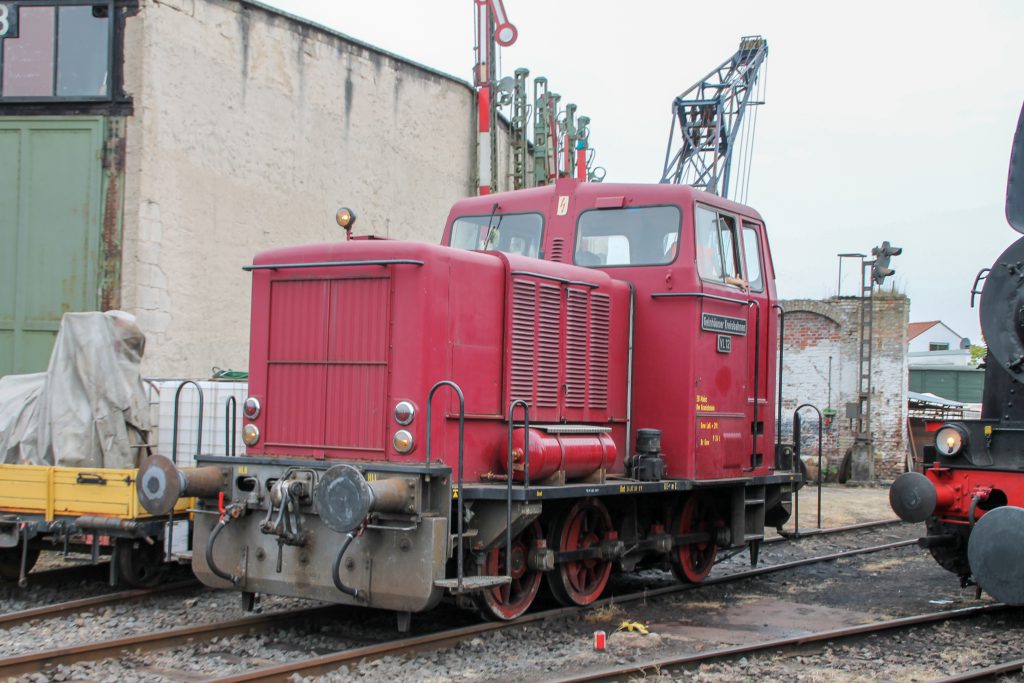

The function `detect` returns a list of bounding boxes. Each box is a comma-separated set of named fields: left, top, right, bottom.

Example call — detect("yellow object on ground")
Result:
left=616, top=621, right=649, bottom=634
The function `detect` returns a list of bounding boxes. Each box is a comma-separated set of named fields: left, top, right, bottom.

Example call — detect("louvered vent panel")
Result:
left=510, top=280, right=538, bottom=403
left=588, top=293, right=611, bottom=409
left=537, top=284, right=562, bottom=407
left=549, top=238, right=565, bottom=262
left=565, top=290, right=589, bottom=408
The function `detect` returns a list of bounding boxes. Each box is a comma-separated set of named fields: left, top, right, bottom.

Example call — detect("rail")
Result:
left=505, top=400, right=531, bottom=582
left=170, top=380, right=204, bottom=465
left=167, top=380, right=205, bottom=561
left=242, top=259, right=425, bottom=271
left=791, top=403, right=824, bottom=534
left=425, top=380, right=468, bottom=593
left=224, top=396, right=237, bottom=456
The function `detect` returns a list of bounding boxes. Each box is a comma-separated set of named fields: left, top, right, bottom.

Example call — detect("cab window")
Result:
left=449, top=213, right=543, bottom=258
left=574, top=205, right=682, bottom=267
left=695, top=205, right=743, bottom=285
left=742, top=223, right=764, bottom=292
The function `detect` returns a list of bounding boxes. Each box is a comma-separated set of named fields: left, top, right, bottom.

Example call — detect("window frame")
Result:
left=447, top=210, right=546, bottom=259
left=572, top=203, right=683, bottom=268
left=0, top=0, right=120, bottom=104
left=694, top=203, right=745, bottom=286
left=741, top=221, right=765, bottom=293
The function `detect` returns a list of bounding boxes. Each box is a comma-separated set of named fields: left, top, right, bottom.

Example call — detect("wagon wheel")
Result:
left=0, top=547, right=40, bottom=582
left=545, top=499, right=614, bottom=606
left=472, top=520, right=544, bottom=621
left=115, top=538, right=165, bottom=588
left=670, top=495, right=719, bottom=583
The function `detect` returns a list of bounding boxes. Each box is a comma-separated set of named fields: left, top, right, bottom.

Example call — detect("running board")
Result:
left=434, top=576, right=512, bottom=594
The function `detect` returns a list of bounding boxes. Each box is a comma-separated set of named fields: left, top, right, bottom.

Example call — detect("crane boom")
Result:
left=660, top=36, right=768, bottom=200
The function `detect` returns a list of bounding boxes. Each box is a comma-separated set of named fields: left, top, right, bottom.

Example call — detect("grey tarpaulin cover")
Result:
left=0, top=311, right=151, bottom=468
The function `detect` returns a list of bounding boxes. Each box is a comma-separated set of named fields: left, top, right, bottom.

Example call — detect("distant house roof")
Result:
left=908, top=321, right=940, bottom=341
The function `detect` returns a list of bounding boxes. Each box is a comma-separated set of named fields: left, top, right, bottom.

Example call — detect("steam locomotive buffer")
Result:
left=137, top=179, right=801, bottom=626
left=890, top=104, right=1024, bottom=606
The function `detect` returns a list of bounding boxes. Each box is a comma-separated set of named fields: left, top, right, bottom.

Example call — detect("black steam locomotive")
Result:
left=890, top=102, right=1024, bottom=604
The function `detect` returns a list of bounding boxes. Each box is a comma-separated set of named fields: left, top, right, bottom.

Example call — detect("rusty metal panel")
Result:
left=0, top=117, right=103, bottom=378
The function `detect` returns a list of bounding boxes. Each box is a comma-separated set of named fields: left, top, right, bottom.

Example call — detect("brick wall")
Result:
left=779, top=294, right=909, bottom=482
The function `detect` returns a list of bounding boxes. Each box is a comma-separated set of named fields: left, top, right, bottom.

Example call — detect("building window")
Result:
left=929, top=342, right=950, bottom=352
left=0, top=1, right=116, bottom=101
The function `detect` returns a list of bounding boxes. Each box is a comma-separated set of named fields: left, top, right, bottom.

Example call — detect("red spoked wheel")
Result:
left=546, top=499, right=614, bottom=606
left=670, top=495, right=719, bottom=584
left=473, top=521, right=544, bottom=621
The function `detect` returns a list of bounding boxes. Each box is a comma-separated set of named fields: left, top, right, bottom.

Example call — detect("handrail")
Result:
left=224, top=396, right=237, bottom=457
left=171, top=380, right=204, bottom=465
left=773, top=304, right=785, bottom=457
left=747, top=300, right=761, bottom=471
left=793, top=403, right=824, bottom=533
left=425, top=380, right=467, bottom=593
left=650, top=291, right=750, bottom=305
left=509, top=270, right=599, bottom=288
left=506, top=400, right=531, bottom=582
left=243, top=259, right=424, bottom=271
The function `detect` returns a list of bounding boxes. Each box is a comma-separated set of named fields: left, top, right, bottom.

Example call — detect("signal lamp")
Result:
left=336, top=207, right=356, bottom=229
left=243, top=397, right=261, bottom=420
left=935, top=424, right=967, bottom=457
left=242, top=424, right=260, bottom=447
left=393, top=430, right=414, bottom=454
left=394, top=401, right=416, bottom=426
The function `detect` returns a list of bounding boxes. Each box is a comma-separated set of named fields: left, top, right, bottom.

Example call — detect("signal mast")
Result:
left=473, top=0, right=517, bottom=195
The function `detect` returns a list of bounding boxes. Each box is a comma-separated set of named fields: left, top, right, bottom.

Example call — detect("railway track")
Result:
left=0, top=520, right=911, bottom=681
left=210, top=526, right=915, bottom=682
left=546, top=603, right=1012, bottom=682
left=0, top=578, right=199, bottom=628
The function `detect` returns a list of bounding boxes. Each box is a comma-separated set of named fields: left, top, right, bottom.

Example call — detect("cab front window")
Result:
left=574, top=205, right=682, bottom=267
left=449, top=213, right=543, bottom=258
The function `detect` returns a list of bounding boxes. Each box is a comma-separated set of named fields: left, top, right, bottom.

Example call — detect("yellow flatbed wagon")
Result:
left=0, top=463, right=191, bottom=587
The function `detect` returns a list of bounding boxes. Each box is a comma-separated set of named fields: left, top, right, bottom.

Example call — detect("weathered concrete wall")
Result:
left=120, top=0, right=492, bottom=377
left=780, top=294, right=910, bottom=482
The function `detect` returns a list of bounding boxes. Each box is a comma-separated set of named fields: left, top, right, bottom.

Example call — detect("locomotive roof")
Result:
left=448, top=179, right=766, bottom=223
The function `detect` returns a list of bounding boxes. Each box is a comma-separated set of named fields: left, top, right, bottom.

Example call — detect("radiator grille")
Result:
left=510, top=280, right=538, bottom=403
left=265, top=277, right=389, bottom=453
left=549, top=238, right=565, bottom=262
left=565, top=289, right=588, bottom=408
left=537, top=285, right=562, bottom=407
left=589, top=293, right=611, bottom=409
left=509, top=277, right=612, bottom=415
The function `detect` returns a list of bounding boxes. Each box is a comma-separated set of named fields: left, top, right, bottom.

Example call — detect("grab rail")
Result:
left=425, top=380, right=467, bottom=593
left=505, top=400, right=531, bottom=582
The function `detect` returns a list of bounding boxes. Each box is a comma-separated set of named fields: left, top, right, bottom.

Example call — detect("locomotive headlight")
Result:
left=935, top=424, right=967, bottom=457
left=393, top=429, right=414, bottom=454
left=243, top=397, right=261, bottom=420
left=394, top=401, right=416, bottom=425
left=242, top=424, right=260, bottom=446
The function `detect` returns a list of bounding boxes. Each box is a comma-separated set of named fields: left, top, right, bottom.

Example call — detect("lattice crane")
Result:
left=660, top=36, right=768, bottom=202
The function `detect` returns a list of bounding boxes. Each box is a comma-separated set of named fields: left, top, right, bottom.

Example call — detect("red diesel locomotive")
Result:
left=138, top=178, right=801, bottom=624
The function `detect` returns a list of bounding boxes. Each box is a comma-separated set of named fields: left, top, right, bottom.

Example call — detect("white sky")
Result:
left=264, top=0, right=1022, bottom=344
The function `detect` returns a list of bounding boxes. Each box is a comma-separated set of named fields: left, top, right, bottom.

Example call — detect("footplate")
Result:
left=434, top=575, right=512, bottom=594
